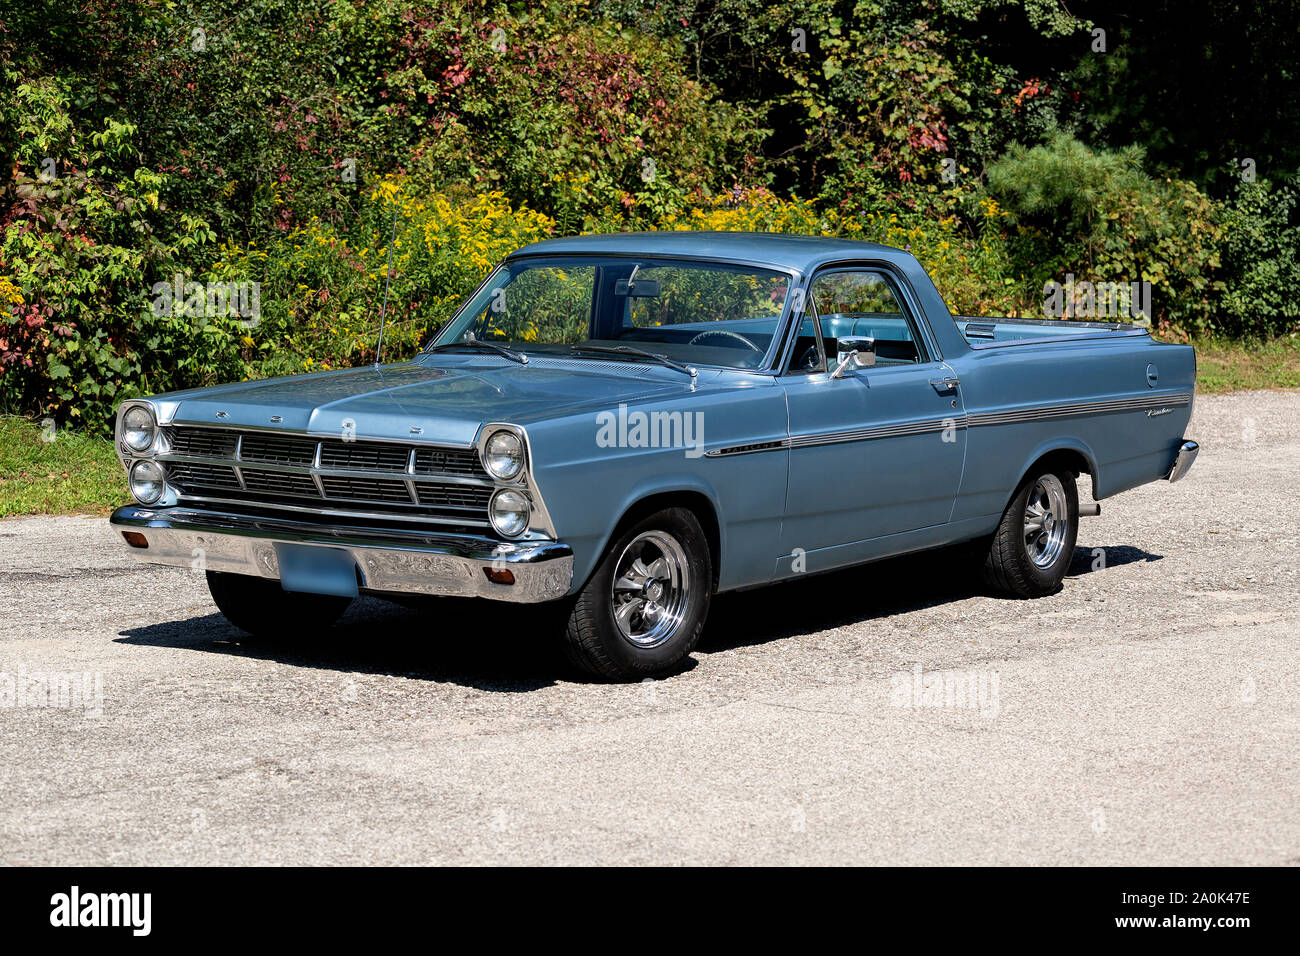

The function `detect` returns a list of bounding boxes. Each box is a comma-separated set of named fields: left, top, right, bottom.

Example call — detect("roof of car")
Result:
left=509, top=231, right=904, bottom=273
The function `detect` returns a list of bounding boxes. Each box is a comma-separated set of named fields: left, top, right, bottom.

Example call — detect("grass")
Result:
left=0, top=416, right=125, bottom=517
left=1190, top=334, right=1300, bottom=393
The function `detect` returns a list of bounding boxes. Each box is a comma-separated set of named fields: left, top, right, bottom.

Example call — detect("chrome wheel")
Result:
left=610, top=530, right=691, bottom=648
left=1023, top=474, right=1069, bottom=569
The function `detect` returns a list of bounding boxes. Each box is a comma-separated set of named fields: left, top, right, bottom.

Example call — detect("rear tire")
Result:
left=206, top=570, right=353, bottom=638
left=982, top=468, right=1078, bottom=598
left=562, top=507, right=712, bottom=681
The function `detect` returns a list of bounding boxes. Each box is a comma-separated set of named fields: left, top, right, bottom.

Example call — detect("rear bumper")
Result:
left=109, top=504, right=573, bottom=602
left=1167, top=440, right=1199, bottom=482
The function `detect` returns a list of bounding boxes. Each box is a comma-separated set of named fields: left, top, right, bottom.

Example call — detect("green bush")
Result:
left=1216, top=176, right=1300, bottom=338
left=987, top=133, right=1223, bottom=328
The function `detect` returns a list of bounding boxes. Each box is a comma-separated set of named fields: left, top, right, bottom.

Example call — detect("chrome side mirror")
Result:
left=831, top=336, right=876, bottom=378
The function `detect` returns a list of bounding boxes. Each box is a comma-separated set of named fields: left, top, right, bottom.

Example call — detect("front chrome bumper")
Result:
left=109, top=505, right=573, bottom=602
left=1167, top=439, right=1200, bottom=482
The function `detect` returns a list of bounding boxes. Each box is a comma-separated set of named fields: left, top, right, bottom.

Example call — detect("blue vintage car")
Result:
left=111, top=233, right=1198, bottom=679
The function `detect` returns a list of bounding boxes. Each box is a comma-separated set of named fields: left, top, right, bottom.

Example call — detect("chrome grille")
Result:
left=160, top=426, right=495, bottom=527
left=239, top=433, right=317, bottom=466
left=320, top=475, right=413, bottom=503
left=415, top=484, right=494, bottom=509
left=320, top=440, right=411, bottom=472
left=166, top=461, right=241, bottom=491
left=167, top=427, right=238, bottom=458
left=413, top=447, right=485, bottom=477
left=241, top=468, right=319, bottom=497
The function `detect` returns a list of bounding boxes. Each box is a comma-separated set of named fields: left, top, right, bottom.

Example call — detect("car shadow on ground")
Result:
left=116, top=542, right=1161, bottom=688
left=116, top=596, right=569, bottom=692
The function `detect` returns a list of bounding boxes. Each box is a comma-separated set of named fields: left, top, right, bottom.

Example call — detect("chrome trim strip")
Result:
left=172, top=493, right=493, bottom=528
left=966, top=392, right=1191, bottom=427
left=703, top=391, right=1194, bottom=458
left=308, top=443, right=327, bottom=497
left=167, top=418, right=478, bottom=449
left=789, top=416, right=962, bottom=449
left=111, top=505, right=572, bottom=602
left=703, top=439, right=789, bottom=459
left=966, top=328, right=1153, bottom=349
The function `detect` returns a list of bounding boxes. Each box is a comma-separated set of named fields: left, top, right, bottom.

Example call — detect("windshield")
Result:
left=428, top=256, right=793, bottom=370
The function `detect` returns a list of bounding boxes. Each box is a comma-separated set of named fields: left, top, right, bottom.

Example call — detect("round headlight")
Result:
left=129, top=459, right=166, bottom=504
left=122, top=405, right=157, bottom=452
left=489, top=489, right=530, bottom=537
left=483, top=430, right=524, bottom=481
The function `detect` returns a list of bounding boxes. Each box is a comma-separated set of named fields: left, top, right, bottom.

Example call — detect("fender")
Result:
left=1009, top=436, right=1101, bottom=507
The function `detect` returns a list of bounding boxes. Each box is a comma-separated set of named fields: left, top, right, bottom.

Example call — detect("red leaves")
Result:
left=443, top=63, right=470, bottom=87
left=1014, top=78, right=1051, bottom=108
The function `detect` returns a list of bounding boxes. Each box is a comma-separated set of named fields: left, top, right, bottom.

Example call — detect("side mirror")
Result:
left=831, top=336, right=876, bottom=378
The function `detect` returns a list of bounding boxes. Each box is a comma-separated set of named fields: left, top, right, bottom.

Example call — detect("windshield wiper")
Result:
left=570, top=344, right=697, bottom=380
left=428, top=340, right=528, bottom=365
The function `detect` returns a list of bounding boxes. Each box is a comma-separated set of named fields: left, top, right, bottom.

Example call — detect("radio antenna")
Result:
left=373, top=203, right=398, bottom=369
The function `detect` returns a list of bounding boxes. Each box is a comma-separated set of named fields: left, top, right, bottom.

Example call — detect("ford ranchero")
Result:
left=111, top=233, right=1199, bottom=680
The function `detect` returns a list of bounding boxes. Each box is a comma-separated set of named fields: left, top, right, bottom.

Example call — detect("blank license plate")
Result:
left=275, top=544, right=359, bottom=598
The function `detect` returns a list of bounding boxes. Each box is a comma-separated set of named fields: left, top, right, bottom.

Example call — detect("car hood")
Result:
left=163, top=357, right=701, bottom=445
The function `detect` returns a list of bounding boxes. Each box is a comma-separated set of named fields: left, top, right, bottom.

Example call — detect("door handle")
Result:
left=930, top=377, right=960, bottom=393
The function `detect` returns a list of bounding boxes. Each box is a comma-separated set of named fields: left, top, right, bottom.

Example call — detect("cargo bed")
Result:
left=956, top=315, right=1149, bottom=348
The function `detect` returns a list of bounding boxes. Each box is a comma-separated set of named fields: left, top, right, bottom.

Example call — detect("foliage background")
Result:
left=2, top=0, right=1298, bottom=431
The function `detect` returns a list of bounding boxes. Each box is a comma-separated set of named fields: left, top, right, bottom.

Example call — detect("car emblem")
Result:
left=215, top=411, right=228, bottom=419
left=270, top=415, right=283, bottom=423
left=410, top=426, right=423, bottom=435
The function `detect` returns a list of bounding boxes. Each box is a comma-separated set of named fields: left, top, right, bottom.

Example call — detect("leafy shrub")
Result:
left=1216, top=176, right=1300, bottom=338
left=208, top=178, right=555, bottom=375
left=987, top=133, right=1223, bottom=327
left=0, top=73, right=219, bottom=426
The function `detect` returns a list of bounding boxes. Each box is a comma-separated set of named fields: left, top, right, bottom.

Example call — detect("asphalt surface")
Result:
left=1, top=390, right=1297, bottom=865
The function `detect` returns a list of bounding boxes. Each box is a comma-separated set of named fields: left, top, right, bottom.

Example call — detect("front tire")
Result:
left=562, top=507, right=712, bottom=681
left=206, top=570, right=353, bottom=638
left=982, top=468, right=1078, bottom=598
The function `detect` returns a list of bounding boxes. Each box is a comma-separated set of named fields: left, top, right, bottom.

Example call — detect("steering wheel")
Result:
left=794, top=344, right=821, bottom=371
left=688, top=329, right=762, bottom=352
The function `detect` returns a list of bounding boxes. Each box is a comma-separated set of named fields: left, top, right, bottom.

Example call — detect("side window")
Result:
left=807, top=270, right=927, bottom=367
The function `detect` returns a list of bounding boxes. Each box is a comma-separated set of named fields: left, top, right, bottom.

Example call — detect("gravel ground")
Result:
left=1, top=390, right=1297, bottom=866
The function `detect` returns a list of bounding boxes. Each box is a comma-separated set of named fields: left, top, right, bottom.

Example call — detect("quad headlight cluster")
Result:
left=119, top=403, right=167, bottom=504
left=480, top=428, right=532, bottom=537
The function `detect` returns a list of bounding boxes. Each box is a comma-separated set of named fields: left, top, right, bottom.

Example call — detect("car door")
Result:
left=778, top=266, right=967, bottom=559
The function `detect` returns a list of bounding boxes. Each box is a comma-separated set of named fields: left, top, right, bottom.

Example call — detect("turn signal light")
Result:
left=122, top=531, right=149, bottom=549
left=483, top=567, right=515, bottom=585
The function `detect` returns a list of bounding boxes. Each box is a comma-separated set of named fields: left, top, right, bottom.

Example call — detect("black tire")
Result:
left=206, top=570, right=353, bottom=638
left=982, top=467, right=1078, bottom=598
left=563, top=507, right=712, bottom=681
